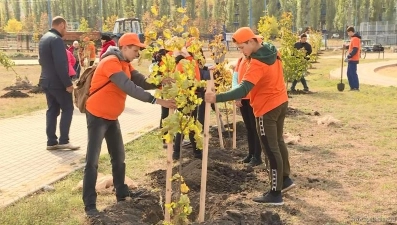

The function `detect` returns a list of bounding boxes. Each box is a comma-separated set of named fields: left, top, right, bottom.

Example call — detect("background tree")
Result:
left=23, top=15, right=36, bottom=33
left=4, top=19, right=23, bottom=33
left=309, top=0, right=321, bottom=30
left=334, top=0, right=348, bottom=31
left=78, top=17, right=91, bottom=32
left=135, top=0, right=144, bottom=19
left=369, top=0, right=383, bottom=22
left=37, top=13, right=49, bottom=35
left=102, top=15, right=118, bottom=32
left=122, top=0, right=136, bottom=18
left=257, top=15, right=279, bottom=41
left=278, top=12, right=310, bottom=88
left=325, top=0, right=336, bottom=31
left=238, top=0, right=248, bottom=27
left=267, top=0, right=280, bottom=18
left=296, top=0, right=304, bottom=31
left=12, top=0, right=21, bottom=21
left=384, top=0, right=395, bottom=22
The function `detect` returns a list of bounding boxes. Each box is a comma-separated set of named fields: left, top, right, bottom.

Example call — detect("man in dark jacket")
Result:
left=291, top=33, right=312, bottom=92
left=39, top=16, right=79, bottom=151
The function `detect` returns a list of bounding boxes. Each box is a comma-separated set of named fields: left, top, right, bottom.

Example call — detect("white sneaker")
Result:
left=57, top=143, right=80, bottom=150
left=46, top=145, right=59, bottom=150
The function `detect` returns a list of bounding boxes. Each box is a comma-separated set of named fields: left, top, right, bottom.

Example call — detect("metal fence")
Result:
left=360, top=21, right=397, bottom=46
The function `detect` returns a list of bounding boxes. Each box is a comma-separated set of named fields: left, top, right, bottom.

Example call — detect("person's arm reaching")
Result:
left=110, top=72, right=156, bottom=103
left=216, top=81, right=254, bottom=102
left=130, top=70, right=159, bottom=90
left=51, top=38, right=72, bottom=88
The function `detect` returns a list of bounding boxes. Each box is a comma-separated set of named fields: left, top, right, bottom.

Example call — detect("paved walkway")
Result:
left=0, top=96, right=160, bottom=207
left=330, top=60, right=397, bottom=87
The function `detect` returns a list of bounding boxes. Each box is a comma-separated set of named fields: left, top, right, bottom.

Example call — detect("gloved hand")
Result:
left=344, top=57, right=349, bottom=62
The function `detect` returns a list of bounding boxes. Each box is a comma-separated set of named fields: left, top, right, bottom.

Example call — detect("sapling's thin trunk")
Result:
left=224, top=102, right=231, bottom=141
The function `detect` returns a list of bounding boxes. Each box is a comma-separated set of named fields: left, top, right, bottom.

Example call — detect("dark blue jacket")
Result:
left=39, top=29, right=72, bottom=89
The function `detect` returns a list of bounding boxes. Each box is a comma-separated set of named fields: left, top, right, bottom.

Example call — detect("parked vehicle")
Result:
left=63, top=18, right=145, bottom=46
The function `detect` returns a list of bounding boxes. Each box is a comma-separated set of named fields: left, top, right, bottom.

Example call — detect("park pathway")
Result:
left=0, top=95, right=161, bottom=207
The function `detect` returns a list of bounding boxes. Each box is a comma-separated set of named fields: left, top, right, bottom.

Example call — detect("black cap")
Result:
left=101, top=34, right=112, bottom=42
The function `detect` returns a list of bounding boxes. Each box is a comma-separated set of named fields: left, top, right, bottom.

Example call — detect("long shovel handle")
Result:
left=340, top=45, right=344, bottom=83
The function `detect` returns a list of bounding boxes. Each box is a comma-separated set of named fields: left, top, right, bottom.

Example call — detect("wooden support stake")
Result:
left=209, top=71, right=224, bottom=149
left=164, top=109, right=174, bottom=222
left=232, top=103, right=237, bottom=149
left=198, top=79, right=212, bottom=222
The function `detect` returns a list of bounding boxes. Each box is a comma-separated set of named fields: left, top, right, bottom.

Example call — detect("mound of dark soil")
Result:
left=28, top=85, right=45, bottom=94
left=85, top=117, right=291, bottom=224
left=3, top=84, right=33, bottom=91
left=149, top=154, right=247, bottom=194
left=287, top=89, right=315, bottom=95
left=87, top=189, right=164, bottom=225
left=1, top=90, right=30, bottom=98
left=286, top=107, right=306, bottom=117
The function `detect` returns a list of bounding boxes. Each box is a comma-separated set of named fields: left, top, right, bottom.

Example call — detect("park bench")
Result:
left=361, top=43, right=384, bottom=59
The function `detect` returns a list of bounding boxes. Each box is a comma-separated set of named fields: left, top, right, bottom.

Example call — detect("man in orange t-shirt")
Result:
left=205, top=27, right=295, bottom=206
left=345, top=26, right=361, bottom=91
left=83, top=33, right=176, bottom=217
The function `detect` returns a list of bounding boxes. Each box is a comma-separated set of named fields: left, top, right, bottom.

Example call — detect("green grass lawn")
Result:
left=1, top=53, right=397, bottom=225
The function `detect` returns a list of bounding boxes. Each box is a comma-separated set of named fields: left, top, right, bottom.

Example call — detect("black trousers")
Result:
left=82, top=111, right=130, bottom=211
left=240, top=99, right=262, bottom=160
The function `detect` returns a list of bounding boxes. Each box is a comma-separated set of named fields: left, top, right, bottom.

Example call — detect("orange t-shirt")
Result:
left=348, top=37, right=361, bottom=61
left=175, top=55, right=201, bottom=81
left=236, top=57, right=249, bottom=100
left=242, top=54, right=288, bottom=117
left=86, top=56, right=133, bottom=120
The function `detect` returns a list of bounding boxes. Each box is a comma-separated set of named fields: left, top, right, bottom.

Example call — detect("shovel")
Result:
left=337, top=45, right=345, bottom=92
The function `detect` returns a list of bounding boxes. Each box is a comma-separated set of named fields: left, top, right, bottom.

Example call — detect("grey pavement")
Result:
left=0, top=95, right=161, bottom=207
left=330, top=60, right=397, bottom=87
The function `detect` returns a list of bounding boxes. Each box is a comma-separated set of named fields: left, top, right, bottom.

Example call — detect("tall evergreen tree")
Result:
left=310, top=0, right=321, bottom=30
left=369, top=0, right=383, bottom=21
left=325, top=0, right=336, bottom=31
left=12, top=0, right=22, bottom=20
left=384, top=0, right=395, bottom=22
left=238, top=0, right=248, bottom=27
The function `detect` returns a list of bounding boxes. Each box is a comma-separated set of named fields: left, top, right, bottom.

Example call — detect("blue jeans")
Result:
left=83, top=111, right=130, bottom=211
left=347, top=61, right=359, bottom=89
left=43, top=88, right=74, bottom=146
left=73, top=62, right=81, bottom=79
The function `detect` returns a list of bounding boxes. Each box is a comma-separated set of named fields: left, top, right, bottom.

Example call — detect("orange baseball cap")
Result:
left=118, top=33, right=146, bottom=48
left=83, top=37, right=90, bottom=42
left=232, top=27, right=263, bottom=44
